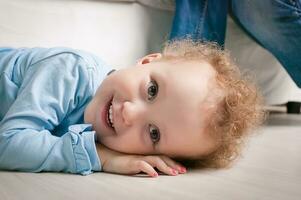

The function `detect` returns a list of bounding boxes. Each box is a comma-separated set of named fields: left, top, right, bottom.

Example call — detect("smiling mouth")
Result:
left=106, top=99, right=115, bottom=130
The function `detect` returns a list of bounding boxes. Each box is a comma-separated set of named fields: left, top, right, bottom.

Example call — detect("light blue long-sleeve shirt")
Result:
left=0, top=47, right=112, bottom=175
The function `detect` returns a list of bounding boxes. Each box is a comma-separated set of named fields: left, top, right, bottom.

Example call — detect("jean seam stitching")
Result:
left=277, top=0, right=301, bottom=12
left=196, top=0, right=208, bottom=39
left=295, top=0, right=301, bottom=13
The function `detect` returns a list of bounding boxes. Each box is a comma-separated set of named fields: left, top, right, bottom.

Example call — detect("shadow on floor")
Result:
left=265, top=113, right=301, bottom=126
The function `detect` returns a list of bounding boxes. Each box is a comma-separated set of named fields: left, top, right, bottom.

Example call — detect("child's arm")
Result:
left=0, top=48, right=106, bottom=175
left=96, top=143, right=186, bottom=177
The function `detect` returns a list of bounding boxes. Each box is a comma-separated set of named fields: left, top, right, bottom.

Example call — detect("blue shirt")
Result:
left=0, top=47, right=112, bottom=175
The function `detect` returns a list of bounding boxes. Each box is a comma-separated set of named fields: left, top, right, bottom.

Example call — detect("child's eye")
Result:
left=149, top=124, right=160, bottom=144
left=147, top=80, right=158, bottom=101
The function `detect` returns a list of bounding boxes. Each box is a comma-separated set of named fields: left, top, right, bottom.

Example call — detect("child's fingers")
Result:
left=160, top=156, right=187, bottom=174
left=134, top=160, right=158, bottom=177
left=143, top=156, right=178, bottom=176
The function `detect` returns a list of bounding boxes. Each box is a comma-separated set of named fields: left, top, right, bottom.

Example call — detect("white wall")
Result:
left=1, top=0, right=300, bottom=105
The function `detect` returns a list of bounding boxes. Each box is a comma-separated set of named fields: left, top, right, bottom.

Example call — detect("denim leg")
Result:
left=230, top=0, right=301, bottom=87
left=170, top=0, right=228, bottom=46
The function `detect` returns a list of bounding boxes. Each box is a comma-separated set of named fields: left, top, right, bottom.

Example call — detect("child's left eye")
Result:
left=147, top=80, right=158, bottom=101
left=149, top=124, right=160, bottom=144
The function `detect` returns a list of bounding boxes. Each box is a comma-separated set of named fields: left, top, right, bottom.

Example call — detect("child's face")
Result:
left=85, top=54, right=218, bottom=159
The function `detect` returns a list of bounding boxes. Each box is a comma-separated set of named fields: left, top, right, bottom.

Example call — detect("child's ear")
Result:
left=136, top=53, right=162, bottom=65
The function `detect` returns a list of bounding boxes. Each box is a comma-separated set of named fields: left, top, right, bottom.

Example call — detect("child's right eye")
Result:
left=147, top=80, right=158, bottom=101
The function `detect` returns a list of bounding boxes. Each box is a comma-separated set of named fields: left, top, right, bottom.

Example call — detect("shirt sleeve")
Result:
left=0, top=49, right=101, bottom=175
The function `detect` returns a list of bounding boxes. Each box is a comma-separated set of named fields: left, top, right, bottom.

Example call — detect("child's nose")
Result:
left=121, top=101, right=145, bottom=126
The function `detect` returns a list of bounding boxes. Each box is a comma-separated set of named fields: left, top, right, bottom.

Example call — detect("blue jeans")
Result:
left=170, top=0, right=301, bottom=88
left=170, top=0, right=228, bottom=46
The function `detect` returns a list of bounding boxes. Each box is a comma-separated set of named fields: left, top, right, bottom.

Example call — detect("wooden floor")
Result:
left=0, top=113, right=300, bottom=200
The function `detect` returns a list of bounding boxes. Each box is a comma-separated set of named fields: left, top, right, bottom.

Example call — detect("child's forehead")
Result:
left=154, top=73, right=217, bottom=126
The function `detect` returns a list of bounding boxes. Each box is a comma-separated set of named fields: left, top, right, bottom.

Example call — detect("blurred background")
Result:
left=1, top=0, right=301, bottom=108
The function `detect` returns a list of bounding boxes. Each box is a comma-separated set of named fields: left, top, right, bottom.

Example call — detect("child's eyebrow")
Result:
left=151, top=72, right=166, bottom=101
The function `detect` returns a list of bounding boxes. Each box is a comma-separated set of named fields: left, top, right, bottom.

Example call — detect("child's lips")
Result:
left=101, top=96, right=116, bottom=135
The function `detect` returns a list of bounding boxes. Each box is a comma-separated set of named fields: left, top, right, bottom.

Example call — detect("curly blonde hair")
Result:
left=160, top=39, right=266, bottom=168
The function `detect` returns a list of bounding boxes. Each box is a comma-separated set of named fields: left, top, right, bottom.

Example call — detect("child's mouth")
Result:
left=106, top=99, right=115, bottom=130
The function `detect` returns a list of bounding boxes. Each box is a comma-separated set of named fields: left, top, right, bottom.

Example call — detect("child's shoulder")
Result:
left=28, top=47, right=102, bottom=67
left=22, top=47, right=113, bottom=77
left=13, top=47, right=112, bottom=85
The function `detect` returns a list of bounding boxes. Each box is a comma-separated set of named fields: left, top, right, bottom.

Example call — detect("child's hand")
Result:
left=96, top=143, right=187, bottom=177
